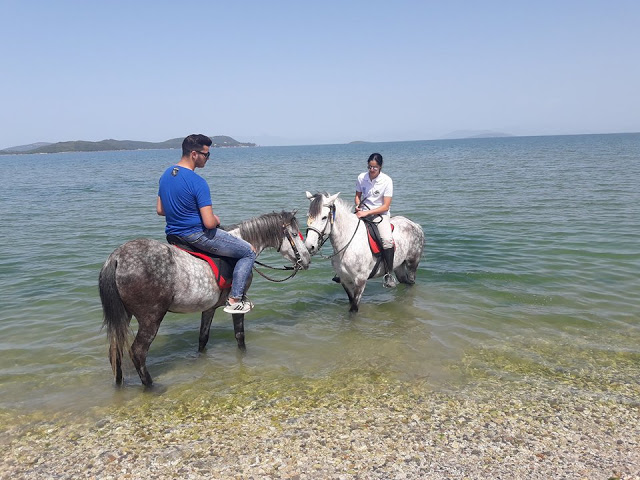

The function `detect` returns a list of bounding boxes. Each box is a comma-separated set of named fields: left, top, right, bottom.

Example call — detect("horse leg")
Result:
left=351, top=281, right=367, bottom=312
left=130, top=315, right=164, bottom=387
left=344, top=280, right=366, bottom=313
left=232, top=313, right=246, bottom=350
left=199, top=307, right=216, bottom=352
left=401, top=249, right=423, bottom=285
left=395, top=262, right=412, bottom=284
left=402, top=226, right=424, bottom=285
left=342, top=283, right=355, bottom=305
left=341, top=280, right=358, bottom=312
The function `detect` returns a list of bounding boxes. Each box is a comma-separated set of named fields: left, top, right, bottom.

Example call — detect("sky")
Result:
left=1, top=0, right=638, bottom=149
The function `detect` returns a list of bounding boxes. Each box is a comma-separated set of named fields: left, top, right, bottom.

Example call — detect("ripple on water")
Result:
left=1, top=136, right=639, bottom=414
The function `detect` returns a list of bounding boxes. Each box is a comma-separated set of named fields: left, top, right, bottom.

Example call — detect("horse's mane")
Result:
left=224, top=211, right=299, bottom=247
left=334, top=197, right=352, bottom=213
left=308, top=192, right=328, bottom=218
left=308, top=192, right=351, bottom=217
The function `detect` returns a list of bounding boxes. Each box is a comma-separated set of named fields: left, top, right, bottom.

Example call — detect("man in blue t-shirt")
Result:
left=157, top=134, right=256, bottom=314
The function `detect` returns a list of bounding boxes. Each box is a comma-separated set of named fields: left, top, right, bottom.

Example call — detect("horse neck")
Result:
left=330, top=200, right=360, bottom=250
left=227, top=212, right=286, bottom=254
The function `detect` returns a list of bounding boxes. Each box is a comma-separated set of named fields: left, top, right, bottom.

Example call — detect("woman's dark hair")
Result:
left=182, top=134, right=213, bottom=156
left=368, top=152, right=383, bottom=167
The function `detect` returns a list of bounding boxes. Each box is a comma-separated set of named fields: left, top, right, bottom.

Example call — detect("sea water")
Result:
left=0, top=133, right=638, bottom=414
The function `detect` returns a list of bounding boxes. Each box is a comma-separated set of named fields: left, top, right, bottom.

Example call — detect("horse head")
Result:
left=279, top=210, right=311, bottom=270
left=304, top=191, right=340, bottom=255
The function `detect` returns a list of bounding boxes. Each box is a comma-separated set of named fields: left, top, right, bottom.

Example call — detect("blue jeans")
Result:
left=182, top=229, right=256, bottom=300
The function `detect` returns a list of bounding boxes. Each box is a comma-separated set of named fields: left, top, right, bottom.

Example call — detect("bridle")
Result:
left=306, top=204, right=336, bottom=252
left=278, top=221, right=305, bottom=270
left=253, top=221, right=305, bottom=282
left=306, top=204, right=361, bottom=259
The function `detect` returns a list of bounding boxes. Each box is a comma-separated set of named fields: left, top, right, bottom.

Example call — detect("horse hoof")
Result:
left=144, top=383, right=168, bottom=394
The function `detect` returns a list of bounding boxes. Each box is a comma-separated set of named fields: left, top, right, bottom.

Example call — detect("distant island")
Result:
left=438, top=130, right=513, bottom=140
left=0, top=135, right=256, bottom=155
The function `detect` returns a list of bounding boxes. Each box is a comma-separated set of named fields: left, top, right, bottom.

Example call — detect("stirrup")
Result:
left=383, top=273, right=397, bottom=288
left=332, top=275, right=341, bottom=284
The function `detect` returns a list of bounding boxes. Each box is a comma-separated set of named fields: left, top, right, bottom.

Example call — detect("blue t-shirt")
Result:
left=158, top=166, right=212, bottom=236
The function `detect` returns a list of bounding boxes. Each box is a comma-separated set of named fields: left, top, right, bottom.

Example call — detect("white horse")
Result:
left=304, top=192, right=424, bottom=312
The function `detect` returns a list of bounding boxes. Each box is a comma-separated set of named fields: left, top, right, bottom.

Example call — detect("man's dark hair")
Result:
left=182, top=134, right=213, bottom=157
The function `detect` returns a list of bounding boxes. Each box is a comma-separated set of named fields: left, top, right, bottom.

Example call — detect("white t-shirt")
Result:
left=356, top=171, right=393, bottom=216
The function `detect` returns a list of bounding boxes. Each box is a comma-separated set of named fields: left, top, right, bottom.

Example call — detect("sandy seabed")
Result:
left=1, top=373, right=639, bottom=480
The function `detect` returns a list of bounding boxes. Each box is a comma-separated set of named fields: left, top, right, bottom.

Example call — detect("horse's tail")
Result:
left=99, top=253, right=131, bottom=381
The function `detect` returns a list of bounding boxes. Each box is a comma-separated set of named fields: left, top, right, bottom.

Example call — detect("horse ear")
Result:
left=325, top=192, right=340, bottom=206
left=305, top=191, right=314, bottom=200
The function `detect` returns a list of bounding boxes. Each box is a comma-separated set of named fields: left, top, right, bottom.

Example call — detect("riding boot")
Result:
left=382, top=247, right=397, bottom=288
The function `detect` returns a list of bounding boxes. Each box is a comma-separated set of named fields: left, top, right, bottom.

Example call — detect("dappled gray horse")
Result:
left=305, top=192, right=424, bottom=312
left=99, top=211, right=310, bottom=387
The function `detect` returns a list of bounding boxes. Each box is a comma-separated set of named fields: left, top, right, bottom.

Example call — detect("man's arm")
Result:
left=200, top=205, right=220, bottom=229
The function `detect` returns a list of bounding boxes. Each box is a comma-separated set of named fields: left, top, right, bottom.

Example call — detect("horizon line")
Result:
left=2, top=130, right=639, bottom=154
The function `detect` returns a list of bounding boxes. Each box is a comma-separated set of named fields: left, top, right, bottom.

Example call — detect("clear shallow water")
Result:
left=1, top=134, right=639, bottom=413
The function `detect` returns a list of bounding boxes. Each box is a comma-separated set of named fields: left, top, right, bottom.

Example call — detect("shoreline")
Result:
left=3, top=375, right=638, bottom=479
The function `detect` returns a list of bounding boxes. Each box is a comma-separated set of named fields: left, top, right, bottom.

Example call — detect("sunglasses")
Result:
left=193, top=150, right=210, bottom=159
left=368, top=165, right=380, bottom=171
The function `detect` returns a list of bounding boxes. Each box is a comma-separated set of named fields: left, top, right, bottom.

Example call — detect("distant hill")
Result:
left=0, top=135, right=255, bottom=155
left=439, top=130, right=513, bottom=140
left=2, top=142, right=53, bottom=152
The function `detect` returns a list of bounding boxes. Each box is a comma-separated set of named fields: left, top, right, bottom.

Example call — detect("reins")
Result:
left=252, top=260, right=299, bottom=282
left=308, top=204, right=363, bottom=260
left=252, top=222, right=304, bottom=282
left=320, top=218, right=362, bottom=259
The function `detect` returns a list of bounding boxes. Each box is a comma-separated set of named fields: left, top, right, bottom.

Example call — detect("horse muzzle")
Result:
left=304, top=227, right=324, bottom=255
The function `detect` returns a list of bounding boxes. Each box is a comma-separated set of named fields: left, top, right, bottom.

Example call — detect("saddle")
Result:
left=166, top=235, right=236, bottom=290
left=362, top=218, right=395, bottom=279
left=363, top=219, right=395, bottom=255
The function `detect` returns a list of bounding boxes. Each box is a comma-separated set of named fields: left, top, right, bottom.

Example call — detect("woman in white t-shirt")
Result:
left=355, top=153, right=396, bottom=288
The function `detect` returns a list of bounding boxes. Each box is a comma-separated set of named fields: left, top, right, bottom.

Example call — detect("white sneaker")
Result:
left=223, top=300, right=253, bottom=314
